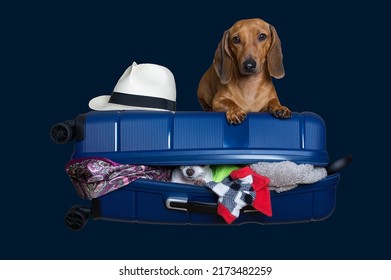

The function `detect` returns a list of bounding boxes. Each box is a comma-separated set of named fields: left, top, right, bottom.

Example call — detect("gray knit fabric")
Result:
left=250, top=161, right=327, bottom=193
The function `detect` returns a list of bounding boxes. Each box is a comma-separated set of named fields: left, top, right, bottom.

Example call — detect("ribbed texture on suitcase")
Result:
left=80, top=111, right=117, bottom=152
left=249, top=116, right=301, bottom=149
left=121, top=112, right=172, bottom=151
left=173, top=113, right=224, bottom=149
left=302, top=113, right=326, bottom=150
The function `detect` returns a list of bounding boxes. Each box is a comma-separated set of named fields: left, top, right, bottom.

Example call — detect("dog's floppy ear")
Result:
left=267, top=25, right=285, bottom=79
left=213, top=30, right=233, bottom=84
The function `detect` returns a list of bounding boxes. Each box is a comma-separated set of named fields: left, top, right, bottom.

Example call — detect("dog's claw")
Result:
left=226, top=108, right=247, bottom=125
left=235, top=114, right=246, bottom=123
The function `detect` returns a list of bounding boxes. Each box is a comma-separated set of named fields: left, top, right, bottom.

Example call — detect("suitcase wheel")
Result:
left=50, top=121, right=75, bottom=144
left=65, top=205, right=90, bottom=231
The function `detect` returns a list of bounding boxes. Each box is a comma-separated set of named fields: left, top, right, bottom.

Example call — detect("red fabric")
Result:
left=231, top=166, right=272, bottom=217
left=252, top=174, right=272, bottom=217
left=217, top=204, right=237, bottom=224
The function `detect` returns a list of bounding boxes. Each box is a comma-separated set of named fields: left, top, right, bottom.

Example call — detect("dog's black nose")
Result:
left=186, top=169, right=195, bottom=176
left=243, top=59, right=256, bottom=72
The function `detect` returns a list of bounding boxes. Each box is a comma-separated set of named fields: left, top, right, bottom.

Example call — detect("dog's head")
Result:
left=214, top=18, right=285, bottom=84
left=178, top=165, right=210, bottom=181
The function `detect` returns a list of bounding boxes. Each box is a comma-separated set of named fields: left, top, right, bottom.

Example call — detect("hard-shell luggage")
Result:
left=50, top=111, right=350, bottom=230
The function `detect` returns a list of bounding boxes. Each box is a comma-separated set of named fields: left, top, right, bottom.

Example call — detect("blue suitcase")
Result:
left=50, top=111, right=350, bottom=230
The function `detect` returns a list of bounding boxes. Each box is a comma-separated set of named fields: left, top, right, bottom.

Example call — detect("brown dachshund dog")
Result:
left=197, top=18, right=291, bottom=124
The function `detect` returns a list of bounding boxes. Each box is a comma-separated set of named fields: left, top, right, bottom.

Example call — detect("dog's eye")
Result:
left=258, top=33, right=267, bottom=41
left=232, top=36, right=240, bottom=44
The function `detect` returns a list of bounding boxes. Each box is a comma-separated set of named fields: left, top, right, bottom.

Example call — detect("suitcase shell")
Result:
left=72, top=111, right=329, bottom=166
left=91, top=174, right=339, bottom=225
left=57, top=111, right=339, bottom=229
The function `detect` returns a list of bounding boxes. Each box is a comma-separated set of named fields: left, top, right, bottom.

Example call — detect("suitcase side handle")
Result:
left=166, top=197, right=255, bottom=214
left=166, top=197, right=217, bottom=214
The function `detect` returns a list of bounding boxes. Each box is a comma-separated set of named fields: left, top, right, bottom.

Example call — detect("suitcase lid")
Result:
left=72, top=111, right=329, bottom=166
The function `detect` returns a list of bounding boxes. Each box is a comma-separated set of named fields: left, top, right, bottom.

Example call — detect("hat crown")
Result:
left=114, top=62, right=176, bottom=101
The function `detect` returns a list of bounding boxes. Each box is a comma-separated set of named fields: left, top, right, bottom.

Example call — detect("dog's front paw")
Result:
left=226, top=107, right=247, bottom=124
left=269, top=106, right=292, bottom=119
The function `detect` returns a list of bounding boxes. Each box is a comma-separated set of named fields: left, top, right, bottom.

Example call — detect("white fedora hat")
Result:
left=89, top=62, right=176, bottom=111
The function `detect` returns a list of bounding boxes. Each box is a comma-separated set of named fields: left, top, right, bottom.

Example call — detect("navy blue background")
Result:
left=2, top=1, right=390, bottom=259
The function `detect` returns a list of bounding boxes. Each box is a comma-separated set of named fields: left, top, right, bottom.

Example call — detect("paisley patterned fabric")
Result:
left=65, top=157, right=172, bottom=199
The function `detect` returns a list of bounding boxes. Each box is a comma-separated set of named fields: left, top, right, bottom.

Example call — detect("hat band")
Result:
left=109, top=91, right=176, bottom=111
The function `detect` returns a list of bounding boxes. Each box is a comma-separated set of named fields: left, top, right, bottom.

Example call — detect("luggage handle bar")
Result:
left=166, top=197, right=255, bottom=214
left=165, top=197, right=189, bottom=212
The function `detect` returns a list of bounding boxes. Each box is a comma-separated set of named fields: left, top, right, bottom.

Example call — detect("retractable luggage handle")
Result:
left=166, top=197, right=256, bottom=214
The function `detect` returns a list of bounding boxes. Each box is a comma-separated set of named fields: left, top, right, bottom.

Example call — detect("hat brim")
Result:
left=88, top=95, right=170, bottom=111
